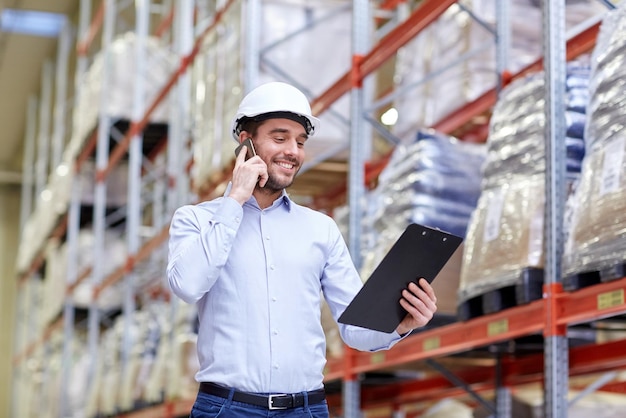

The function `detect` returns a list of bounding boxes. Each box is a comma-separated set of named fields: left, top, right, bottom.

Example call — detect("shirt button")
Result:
left=265, top=236, right=270, bottom=240
left=235, top=217, right=240, bottom=222
left=270, top=265, right=275, bottom=270
left=272, top=330, right=278, bottom=335
left=273, top=364, right=279, bottom=369
left=272, top=297, right=277, bottom=302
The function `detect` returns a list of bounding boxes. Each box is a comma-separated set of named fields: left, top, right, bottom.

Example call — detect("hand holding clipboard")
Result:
left=338, top=223, right=463, bottom=333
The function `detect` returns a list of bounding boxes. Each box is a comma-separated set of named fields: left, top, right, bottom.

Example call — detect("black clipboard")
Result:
left=338, top=223, right=463, bottom=333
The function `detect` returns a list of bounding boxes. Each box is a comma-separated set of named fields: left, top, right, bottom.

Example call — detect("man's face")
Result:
left=250, top=118, right=308, bottom=192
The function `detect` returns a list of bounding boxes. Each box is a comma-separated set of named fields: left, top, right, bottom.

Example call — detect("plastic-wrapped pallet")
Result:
left=474, top=386, right=626, bottom=418
left=118, top=313, right=147, bottom=411
left=66, top=339, right=91, bottom=418
left=421, top=399, right=473, bottom=418
left=371, top=130, right=485, bottom=239
left=98, top=323, right=123, bottom=416
left=459, top=63, right=591, bottom=315
left=131, top=303, right=165, bottom=406
left=165, top=300, right=200, bottom=401
left=42, top=237, right=66, bottom=326
left=392, top=0, right=605, bottom=141
left=143, top=304, right=175, bottom=404
left=68, top=32, right=175, bottom=160
left=563, top=3, right=626, bottom=282
left=41, top=331, right=63, bottom=418
left=69, top=228, right=127, bottom=311
left=361, top=130, right=486, bottom=316
left=16, top=164, right=72, bottom=275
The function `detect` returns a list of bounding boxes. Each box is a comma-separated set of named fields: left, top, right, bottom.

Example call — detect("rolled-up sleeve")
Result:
left=167, top=197, right=243, bottom=303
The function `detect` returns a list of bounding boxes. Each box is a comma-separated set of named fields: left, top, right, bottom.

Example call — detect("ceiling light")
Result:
left=380, top=107, right=398, bottom=126
left=0, top=9, right=67, bottom=38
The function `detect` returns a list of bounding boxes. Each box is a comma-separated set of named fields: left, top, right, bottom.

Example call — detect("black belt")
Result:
left=199, top=382, right=326, bottom=410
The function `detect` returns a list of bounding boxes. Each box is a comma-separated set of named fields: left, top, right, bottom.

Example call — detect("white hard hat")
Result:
left=231, top=82, right=320, bottom=141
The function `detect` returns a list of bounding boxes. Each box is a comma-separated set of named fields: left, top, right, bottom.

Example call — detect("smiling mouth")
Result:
left=276, top=161, right=296, bottom=170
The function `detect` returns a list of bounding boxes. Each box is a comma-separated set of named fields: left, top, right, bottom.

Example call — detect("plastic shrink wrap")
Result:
left=563, top=3, right=626, bottom=280
left=392, top=0, right=605, bottom=141
left=365, top=130, right=485, bottom=259
left=192, top=0, right=352, bottom=194
left=460, top=62, right=591, bottom=304
left=16, top=31, right=174, bottom=276
left=332, top=131, right=484, bottom=323
left=475, top=386, right=626, bottom=418
left=422, top=399, right=473, bottom=418
left=79, top=300, right=199, bottom=416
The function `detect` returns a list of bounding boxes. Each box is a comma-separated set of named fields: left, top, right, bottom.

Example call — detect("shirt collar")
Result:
left=224, top=182, right=292, bottom=212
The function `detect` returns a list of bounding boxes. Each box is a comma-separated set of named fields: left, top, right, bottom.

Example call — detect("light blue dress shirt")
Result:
left=167, top=187, right=405, bottom=394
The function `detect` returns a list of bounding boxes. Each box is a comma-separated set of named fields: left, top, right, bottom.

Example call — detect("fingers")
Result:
left=417, top=278, right=437, bottom=305
left=236, top=145, right=248, bottom=162
left=400, top=279, right=437, bottom=325
left=230, top=153, right=267, bottom=204
left=257, top=164, right=269, bottom=187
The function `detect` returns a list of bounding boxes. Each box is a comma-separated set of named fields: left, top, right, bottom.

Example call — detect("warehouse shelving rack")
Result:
left=310, top=1, right=621, bottom=417
left=11, top=1, right=625, bottom=418
left=11, top=0, right=197, bottom=416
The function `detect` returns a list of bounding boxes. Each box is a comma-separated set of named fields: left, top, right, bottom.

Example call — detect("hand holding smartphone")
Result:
left=235, top=138, right=256, bottom=160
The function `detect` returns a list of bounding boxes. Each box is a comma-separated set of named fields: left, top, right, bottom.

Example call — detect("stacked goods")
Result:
left=369, top=130, right=485, bottom=243
left=80, top=301, right=198, bottom=416
left=474, top=386, right=626, bottom=418
left=192, top=0, right=352, bottom=192
left=563, top=4, right=626, bottom=283
left=459, top=63, right=591, bottom=315
left=69, top=228, right=127, bottom=311
left=392, top=0, right=605, bottom=141
left=361, top=130, right=486, bottom=316
left=16, top=32, right=174, bottom=280
left=71, top=32, right=175, bottom=156
left=421, top=399, right=473, bottom=418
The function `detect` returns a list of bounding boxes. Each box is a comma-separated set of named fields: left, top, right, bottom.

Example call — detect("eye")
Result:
left=297, top=141, right=306, bottom=148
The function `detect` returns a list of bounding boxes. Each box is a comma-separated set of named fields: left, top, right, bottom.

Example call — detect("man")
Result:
left=167, top=81, right=437, bottom=417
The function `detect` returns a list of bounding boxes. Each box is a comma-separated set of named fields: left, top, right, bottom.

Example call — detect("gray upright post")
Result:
left=542, top=1, right=569, bottom=417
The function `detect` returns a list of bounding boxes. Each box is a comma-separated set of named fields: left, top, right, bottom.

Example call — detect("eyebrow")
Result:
left=269, top=128, right=308, bottom=140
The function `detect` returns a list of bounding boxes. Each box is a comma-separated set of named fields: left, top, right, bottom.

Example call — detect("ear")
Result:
left=237, top=131, right=249, bottom=144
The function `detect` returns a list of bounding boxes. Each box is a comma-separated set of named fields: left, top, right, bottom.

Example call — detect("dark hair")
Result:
left=237, top=117, right=263, bottom=138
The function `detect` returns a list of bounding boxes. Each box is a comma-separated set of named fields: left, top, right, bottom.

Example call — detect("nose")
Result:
left=284, top=138, right=300, bottom=156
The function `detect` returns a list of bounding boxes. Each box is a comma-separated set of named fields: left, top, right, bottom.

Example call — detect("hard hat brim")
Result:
left=231, top=111, right=320, bottom=141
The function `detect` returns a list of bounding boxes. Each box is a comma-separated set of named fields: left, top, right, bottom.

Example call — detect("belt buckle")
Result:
left=268, top=394, right=289, bottom=410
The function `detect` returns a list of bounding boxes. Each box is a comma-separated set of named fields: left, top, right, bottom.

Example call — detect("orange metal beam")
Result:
left=326, top=338, right=626, bottom=410
left=379, top=0, right=407, bottom=11
left=76, top=1, right=105, bottom=56
left=94, top=225, right=170, bottom=297
left=558, top=277, right=626, bottom=326
left=324, top=300, right=545, bottom=378
left=155, top=4, right=175, bottom=38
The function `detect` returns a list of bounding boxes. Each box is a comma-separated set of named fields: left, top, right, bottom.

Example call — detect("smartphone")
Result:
left=234, top=138, right=256, bottom=160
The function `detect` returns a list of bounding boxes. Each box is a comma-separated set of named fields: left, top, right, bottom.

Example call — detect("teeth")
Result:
left=277, top=162, right=294, bottom=169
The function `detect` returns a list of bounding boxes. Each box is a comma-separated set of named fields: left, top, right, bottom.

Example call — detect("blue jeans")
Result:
left=190, top=391, right=330, bottom=418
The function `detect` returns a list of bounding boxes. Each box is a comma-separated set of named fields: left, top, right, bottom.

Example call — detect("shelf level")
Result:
left=324, top=277, right=626, bottom=380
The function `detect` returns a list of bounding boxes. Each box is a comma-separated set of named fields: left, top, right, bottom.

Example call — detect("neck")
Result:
left=253, top=187, right=283, bottom=209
